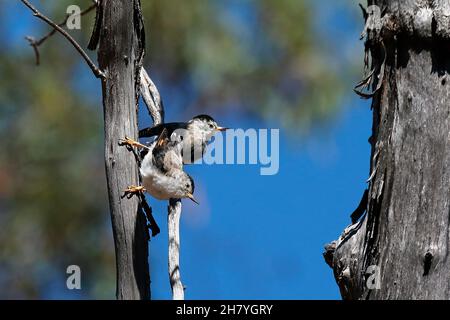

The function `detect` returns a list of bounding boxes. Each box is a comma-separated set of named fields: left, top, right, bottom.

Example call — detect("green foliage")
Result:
left=143, top=0, right=352, bottom=130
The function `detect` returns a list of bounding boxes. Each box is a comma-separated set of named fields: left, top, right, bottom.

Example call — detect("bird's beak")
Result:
left=216, top=126, right=228, bottom=132
left=187, top=193, right=199, bottom=205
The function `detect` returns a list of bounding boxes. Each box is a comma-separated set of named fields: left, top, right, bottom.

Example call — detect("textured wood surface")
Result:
left=98, top=0, right=150, bottom=300
left=168, top=199, right=184, bottom=300
left=326, top=0, right=450, bottom=299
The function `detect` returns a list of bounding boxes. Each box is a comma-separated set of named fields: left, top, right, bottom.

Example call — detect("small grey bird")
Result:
left=139, top=115, right=228, bottom=163
left=121, top=129, right=198, bottom=204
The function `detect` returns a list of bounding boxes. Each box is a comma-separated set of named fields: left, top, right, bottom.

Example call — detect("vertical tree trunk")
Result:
left=97, top=0, right=149, bottom=299
left=325, top=0, right=450, bottom=299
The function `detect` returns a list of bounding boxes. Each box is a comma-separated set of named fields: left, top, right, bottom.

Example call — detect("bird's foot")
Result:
left=123, top=185, right=146, bottom=199
left=119, top=136, right=149, bottom=149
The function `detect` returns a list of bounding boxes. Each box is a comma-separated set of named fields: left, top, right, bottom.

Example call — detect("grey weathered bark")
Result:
left=97, top=0, right=150, bottom=299
left=325, top=0, right=450, bottom=299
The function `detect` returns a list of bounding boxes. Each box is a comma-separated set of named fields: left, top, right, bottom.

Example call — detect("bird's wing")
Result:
left=139, top=122, right=188, bottom=138
left=155, top=127, right=169, bottom=148
left=152, top=129, right=183, bottom=173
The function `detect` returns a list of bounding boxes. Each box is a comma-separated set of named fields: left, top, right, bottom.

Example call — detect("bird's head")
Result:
left=189, top=114, right=228, bottom=138
left=180, top=173, right=199, bottom=204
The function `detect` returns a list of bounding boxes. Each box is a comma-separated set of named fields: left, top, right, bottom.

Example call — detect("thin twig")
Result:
left=140, top=68, right=165, bottom=126
left=25, top=2, right=97, bottom=65
left=21, top=0, right=105, bottom=79
left=168, top=199, right=184, bottom=300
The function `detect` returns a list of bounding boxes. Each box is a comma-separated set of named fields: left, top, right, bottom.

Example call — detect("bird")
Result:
left=120, top=128, right=198, bottom=204
left=139, top=115, right=228, bottom=164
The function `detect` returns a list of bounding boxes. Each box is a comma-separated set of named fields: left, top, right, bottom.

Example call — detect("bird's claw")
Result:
left=123, top=185, right=146, bottom=199
left=119, top=136, right=149, bottom=149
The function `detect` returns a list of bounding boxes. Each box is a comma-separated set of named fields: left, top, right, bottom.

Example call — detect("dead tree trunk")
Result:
left=97, top=0, right=150, bottom=300
left=325, top=0, right=450, bottom=299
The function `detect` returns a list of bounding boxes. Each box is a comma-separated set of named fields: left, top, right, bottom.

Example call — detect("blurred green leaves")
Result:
left=0, top=0, right=113, bottom=298
left=143, top=0, right=356, bottom=131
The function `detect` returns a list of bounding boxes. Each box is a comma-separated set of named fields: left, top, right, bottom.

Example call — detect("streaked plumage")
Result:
left=140, top=129, right=197, bottom=202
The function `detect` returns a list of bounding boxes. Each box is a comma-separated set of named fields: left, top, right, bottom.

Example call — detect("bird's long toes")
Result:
left=122, top=185, right=146, bottom=198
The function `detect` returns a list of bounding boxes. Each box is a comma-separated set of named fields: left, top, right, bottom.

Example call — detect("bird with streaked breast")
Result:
left=139, top=115, right=228, bottom=164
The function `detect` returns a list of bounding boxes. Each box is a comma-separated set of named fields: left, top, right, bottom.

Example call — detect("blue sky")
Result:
left=145, top=96, right=372, bottom=299
left=141, top=1, right=371, bottom=300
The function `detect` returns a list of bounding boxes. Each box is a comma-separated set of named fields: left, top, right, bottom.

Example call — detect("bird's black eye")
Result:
left=209, top=124, right=214, bottom=129
left=185, top=183, right=190, bottom=188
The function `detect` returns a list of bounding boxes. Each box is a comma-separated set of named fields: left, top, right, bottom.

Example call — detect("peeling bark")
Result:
left=325, top=0, right=450, bottom=299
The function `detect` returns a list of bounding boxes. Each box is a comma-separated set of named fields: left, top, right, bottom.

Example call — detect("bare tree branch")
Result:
left=141, top=69, right=185, bottom=300
left=140, top=68, right=165, bottom=126
left=168, top=199, right=184, bottom=300
left=25, top=1, right=97, bottom=65
left=20, top=0, right=105, bottom=79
